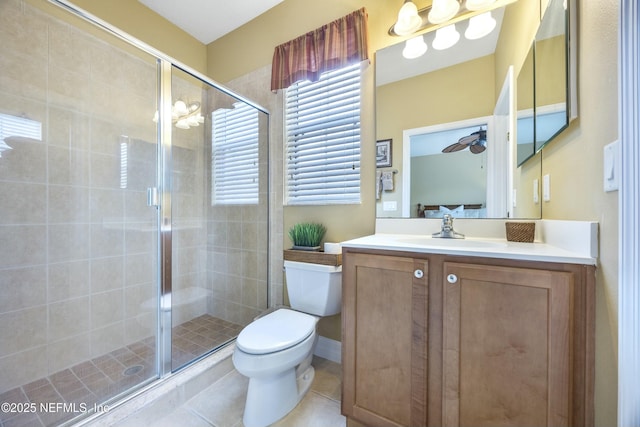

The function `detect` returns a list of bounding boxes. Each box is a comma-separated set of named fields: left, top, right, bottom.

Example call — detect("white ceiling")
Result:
left=138, top=0, right=284, bottom=44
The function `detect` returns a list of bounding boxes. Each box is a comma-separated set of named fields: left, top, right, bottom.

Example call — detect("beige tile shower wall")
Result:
left=0, top=0, right=158, bottom=392
left=231, top=65, right=279, bottom=312
left=207, top=65, right=274, bottom=324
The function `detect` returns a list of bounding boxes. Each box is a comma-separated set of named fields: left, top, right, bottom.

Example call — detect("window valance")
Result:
left=270, top=7, right=369, bottom=92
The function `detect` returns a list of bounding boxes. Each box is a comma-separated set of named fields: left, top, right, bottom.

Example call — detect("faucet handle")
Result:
left=442, top=214, right=453, bottom=229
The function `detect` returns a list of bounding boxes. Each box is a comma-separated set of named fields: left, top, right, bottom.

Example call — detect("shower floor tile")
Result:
left=0, top=314, right=242, bottom=427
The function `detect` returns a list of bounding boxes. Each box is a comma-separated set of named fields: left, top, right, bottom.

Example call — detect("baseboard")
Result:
left=314, top=336, right=341, bottom=364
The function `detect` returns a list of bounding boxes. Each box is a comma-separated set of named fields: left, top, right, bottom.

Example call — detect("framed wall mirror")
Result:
left=376, top=1, right=539, bottom=219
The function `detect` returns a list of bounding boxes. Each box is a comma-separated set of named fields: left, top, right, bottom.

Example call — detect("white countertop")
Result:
left=341, top=220, right=598, bottom=266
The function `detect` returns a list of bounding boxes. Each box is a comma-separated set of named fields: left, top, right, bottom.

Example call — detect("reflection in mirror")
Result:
left=406, top=121, right=489, bottom=219
left=375, top=2, right=540, bottom=219
left=517, top=43, right=535, bottom=166
left=534, top=0, right=569, bottom=152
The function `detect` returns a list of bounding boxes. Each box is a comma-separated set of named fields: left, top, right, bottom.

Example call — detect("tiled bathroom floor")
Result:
left=138, top=356, right=345, bottom=427
left=0, top=315, right=242, bottom=427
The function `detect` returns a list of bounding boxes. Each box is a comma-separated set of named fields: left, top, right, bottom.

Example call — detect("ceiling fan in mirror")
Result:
left=442, top=128, right=486, bottom=154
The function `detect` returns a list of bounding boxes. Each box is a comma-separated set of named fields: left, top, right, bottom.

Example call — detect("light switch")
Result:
left=533, top=179, right=539, bottom=204
left=543, top=174, right=551, bottom=202
left=512, top=189, right=517, bottom=208
left=604, top=140, right=619, bottom=192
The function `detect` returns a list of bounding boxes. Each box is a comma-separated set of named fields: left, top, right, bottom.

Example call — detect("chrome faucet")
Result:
left=432, top=214, right=465, bottom=239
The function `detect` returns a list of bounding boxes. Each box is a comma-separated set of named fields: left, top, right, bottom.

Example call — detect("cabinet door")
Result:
left=442, top=262, right=573, bottom=427
left=342, top=253, right=428, bottom=427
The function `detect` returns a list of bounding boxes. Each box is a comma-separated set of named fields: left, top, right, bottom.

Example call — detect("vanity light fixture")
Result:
left=464, top=11, right=497, bottom=40
left=153, top=100, right=204, bottom=130
left=402, top=34, right=428, bottom=58
left=389, top=0, right=514, bottom=37
left=433, top=24, right=460, bottom=50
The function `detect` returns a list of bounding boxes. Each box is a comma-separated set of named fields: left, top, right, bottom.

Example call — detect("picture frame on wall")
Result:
left=376, top=139, right=392, bottom=168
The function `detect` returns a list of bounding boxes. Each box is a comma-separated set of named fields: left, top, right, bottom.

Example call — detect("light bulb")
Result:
left=433, top=24, right=460, bottom=50
left=173, top=100, right=188, bottom=116
left=464, top=11, right=496, bottom=40
left=175, top=119, right=190, bottom=129
left=428, top=0, right=460, bottom=24
left=402, top=35, right=428, bottom=59
left=394, top=1, right=422, bottom=36
left=187, top=115, right=200, bottom=126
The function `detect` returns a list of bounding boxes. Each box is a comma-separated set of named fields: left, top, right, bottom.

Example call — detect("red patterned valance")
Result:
left=270, top=8, right=369, bottom=92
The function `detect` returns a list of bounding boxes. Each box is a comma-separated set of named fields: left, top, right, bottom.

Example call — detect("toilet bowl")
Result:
left=233, top=309, right=318, bottom=427
left=232, top=260, right=342, bottom=427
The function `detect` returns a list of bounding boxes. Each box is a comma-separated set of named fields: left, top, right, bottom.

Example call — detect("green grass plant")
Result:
left=288, top=222, right=326, bottom=247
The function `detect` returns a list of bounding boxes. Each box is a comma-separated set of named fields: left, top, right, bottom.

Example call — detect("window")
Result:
left=285, top=63, right=361, bottom=205
left=211, top=102, right=259, bottom=205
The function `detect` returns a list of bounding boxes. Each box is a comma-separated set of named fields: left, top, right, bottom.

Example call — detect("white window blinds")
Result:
left=285, top=63, right=361, bottom=205
left=212, top=102, right=259, bottom=205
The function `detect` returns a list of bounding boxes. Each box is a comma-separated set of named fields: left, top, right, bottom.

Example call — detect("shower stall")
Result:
left=0, top=0, right=269, bottom=425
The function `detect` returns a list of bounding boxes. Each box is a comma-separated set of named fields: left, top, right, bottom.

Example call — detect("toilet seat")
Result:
left=236, top=309, right=317, bottom=355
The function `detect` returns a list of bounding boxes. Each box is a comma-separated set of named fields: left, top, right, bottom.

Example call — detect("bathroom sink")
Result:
left=393, top=236, right=507, bottom=249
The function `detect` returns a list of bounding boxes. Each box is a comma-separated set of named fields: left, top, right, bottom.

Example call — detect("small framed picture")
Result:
left=376, top=139, right=392, bottom=168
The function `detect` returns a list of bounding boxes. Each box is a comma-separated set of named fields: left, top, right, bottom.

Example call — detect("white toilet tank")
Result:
left=284, top=260, right=342, bottom=316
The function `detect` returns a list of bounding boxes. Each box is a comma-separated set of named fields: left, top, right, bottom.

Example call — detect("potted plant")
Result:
left=288, top=222, right=326, bottom=251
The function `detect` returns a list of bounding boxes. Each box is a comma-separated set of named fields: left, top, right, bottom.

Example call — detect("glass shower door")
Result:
left=169, top=66, right=269, bottom=371
left=0, top=1, right=160, bottom=425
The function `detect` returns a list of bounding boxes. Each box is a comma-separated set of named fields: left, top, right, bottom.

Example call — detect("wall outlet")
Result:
left=543, top=174, right=551, bottom=201
left=383, top=201, right=397, bottom=211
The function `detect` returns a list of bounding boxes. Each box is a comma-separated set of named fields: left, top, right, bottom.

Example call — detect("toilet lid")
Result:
left=236, top=309, right=317, bottom=355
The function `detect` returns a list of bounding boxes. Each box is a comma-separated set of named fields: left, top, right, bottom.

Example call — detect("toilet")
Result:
left=232, top=260, right=342, bottom=427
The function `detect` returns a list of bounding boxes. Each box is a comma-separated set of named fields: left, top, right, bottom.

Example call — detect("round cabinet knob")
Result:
left=447, top=274, right=458, bottom=284
left=414, top=269, right=424, bottom=279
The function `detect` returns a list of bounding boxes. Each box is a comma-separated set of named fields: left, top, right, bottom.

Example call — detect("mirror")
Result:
left=534, top=0, right=570, bottom=152
left=517, top=43, right=535, bottom=165
left=376, top=3, right=534, bottom=219
left=375, top=0, right=572, bottom=219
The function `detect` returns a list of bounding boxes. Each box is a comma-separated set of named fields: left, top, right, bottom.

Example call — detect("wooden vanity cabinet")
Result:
left=341, top=248, right=595, bottom=427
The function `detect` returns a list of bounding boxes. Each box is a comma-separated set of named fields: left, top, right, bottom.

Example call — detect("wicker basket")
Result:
left=505, top=222, right=536, bottom=243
